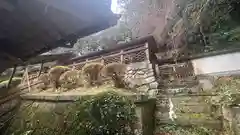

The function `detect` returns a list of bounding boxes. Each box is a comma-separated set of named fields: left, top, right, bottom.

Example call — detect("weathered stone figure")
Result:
left=48, top=66, right=70, bottom=91
left=37, top=74, right=50, bottom=90
left=101, top=63, right=126, bottom=88
left=59, top=69, right=82, bottom=90
left=82, top=63, right=104, bottom=87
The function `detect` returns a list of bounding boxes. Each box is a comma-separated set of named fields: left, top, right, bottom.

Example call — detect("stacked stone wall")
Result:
left=124, top=61, right=159, bottom=98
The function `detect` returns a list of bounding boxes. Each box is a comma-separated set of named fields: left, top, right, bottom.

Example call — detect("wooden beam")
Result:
left=69, top=46, right=147, bottom=67
left=7, top=65, right=17, bottom=88
left=37, top=61, right=44, bottom=77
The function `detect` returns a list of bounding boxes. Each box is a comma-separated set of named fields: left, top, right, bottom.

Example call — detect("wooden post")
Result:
left=21, top=68, right=27, bottom=84
left=72, top=62, right=76, bottom=69
left=101, top=57, right=104, bottom=64
left=25, top=66, right=31, bottom=92
left=145, top=42, right=150, bottom=61
left=7, top=65, right=17, bottom=89
left=37, top=61, right=44, bottom=77
left=120, top=50, right=124, bottom=63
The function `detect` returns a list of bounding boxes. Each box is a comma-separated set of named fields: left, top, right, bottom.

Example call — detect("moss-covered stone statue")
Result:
left=58, top=69, right=83, bottom=91
left=101, top=63, right=126, bottom=88
left=48, top=66, right=70, bottom=91
left=82, top=63, right=104, bottom=87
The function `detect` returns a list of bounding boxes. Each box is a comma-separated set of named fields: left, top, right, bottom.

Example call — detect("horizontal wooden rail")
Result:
left=70, top=46, right=147, bottom=67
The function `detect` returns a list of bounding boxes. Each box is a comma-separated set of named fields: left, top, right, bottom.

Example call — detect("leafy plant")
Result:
left=8, top=92, right=137, bottom=135
left=209, top=77, right=240, bottom=106
left=157, top=124, right=217, bottom=135
left=183, top=0, right=240, bottom=53
left=64, top=91, right=137, bottom=135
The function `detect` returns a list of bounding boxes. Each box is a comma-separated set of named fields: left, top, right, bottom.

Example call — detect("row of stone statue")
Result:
left=37, top=62, right=127, bottom=92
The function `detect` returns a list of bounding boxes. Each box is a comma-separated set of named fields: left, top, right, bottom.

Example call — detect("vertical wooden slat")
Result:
left=101, top=57, right=105, bottom=64
left=7, top=65, right=17, bottom=88
left=37, top=61, right=44, bottom=77
left=145, top=42, right=150, bottom=61
left=21, top=68, right=27, bottom=84
left=120, top=50, right=124, bottom=63
left=25, top=66, right=31, bottom=92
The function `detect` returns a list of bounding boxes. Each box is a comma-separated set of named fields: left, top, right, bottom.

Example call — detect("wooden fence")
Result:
left=20, top=36, right=158, bottom=87
left=69, top=43, right=149, bottom=70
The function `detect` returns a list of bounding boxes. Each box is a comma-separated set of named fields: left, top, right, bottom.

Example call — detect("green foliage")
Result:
left=74, top=23, right=133, bottom=55
left=8, top=92, right=137, bottom=135
left=158, top=124, right=217, bottom=135
left=183, top=0, right=240, bottom=53
left=65, top=92, right=136, bottom=135
left=207, top=77, right=240, bottom=106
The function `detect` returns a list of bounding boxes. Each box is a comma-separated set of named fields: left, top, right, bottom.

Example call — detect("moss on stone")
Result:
left=59, top=70, right=83, bottom=90
left=0, top=77, right=22, bottom=88
left=101, top=63, right=127, bottom=88
left=48, top=66, right=70, bottom=89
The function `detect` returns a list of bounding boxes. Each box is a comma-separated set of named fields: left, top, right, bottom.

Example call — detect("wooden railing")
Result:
left=20, top=42, right=150, bottom=87
left=69, top=43, right=149, bottom=70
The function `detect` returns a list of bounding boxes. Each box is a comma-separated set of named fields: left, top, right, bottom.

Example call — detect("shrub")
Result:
left=157, top=124, right=218, bottom=135
left=59, top=70, right=82, bottom=90
left=82, top=63, right=104, bottom=87
left=48, top=66, right=70, bottom=89
left=101, top=63, right=127, bottom=88
left=65, top=91, right=137, bottom=135
left=8, top=92, right=137, bottom=135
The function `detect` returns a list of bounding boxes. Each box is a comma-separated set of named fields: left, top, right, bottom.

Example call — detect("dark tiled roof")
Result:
left=0, top=0, right=119, bottom=72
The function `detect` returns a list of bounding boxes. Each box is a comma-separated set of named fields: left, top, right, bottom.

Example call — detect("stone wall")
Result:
left=154, top=62, right=222, bottom=133
left=192, top=52, right=240, bottom=75
left=7, top=94, right=155, bottom=135
left=124, top=60, right=159, bottom=98
left=230, top=107, right=240, bottom=134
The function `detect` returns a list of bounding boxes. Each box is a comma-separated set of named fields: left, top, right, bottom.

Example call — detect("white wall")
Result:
left=192, top=52, right=240, bottom=75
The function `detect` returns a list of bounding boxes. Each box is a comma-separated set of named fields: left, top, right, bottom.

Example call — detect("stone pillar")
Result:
left=134, top=96, right=156, bottom=135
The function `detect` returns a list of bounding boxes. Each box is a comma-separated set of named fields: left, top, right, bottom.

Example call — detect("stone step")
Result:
left=156, top=113, right=221, bottom=129
left=173, top=103, right=212, bottom=114
left=171, top=96, right=209, bottom=104
left=158, top=80, right=199, bottom=88
left=163, top=84, right=202, bottom=94
left=155, top=103, right=212, bottom=114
